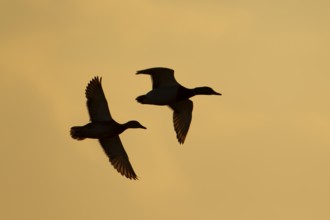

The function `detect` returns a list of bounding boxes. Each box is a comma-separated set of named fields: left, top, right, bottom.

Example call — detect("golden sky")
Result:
left=1, top=0, right=330, bottom=219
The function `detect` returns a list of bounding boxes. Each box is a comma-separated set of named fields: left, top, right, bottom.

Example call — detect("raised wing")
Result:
left=169, top=100, right=193, bottom=144
left=85, top=76, right=112, bottom=122
left=99, top=136, right=138, bottom=180
left=136, top=67, right=179, bottom=89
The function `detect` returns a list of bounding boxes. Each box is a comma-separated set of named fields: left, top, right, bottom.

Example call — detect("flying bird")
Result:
left=70, top=76, right=146, bottom=180
left=136, top=67, right=221, bottom=144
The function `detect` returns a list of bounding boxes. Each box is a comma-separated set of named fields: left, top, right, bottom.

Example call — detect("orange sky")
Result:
left=1, top=1, right=330, bottom=219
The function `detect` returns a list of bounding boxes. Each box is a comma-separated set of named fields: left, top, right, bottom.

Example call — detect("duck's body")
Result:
left=137, top=85, right=217, bottom=105
left=137, top=85, right=181, bottom=105
left=71, top=120, right=128, bottom=140
left=70, top=76, right=146, bottom=180
left=136, top=67, right=221, bottom=144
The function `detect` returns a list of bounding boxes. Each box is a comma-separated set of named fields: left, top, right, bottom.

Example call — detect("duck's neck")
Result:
left=113, top=122, right=128, bottom=134
left=122, top=122, right=132, bottom=131
left=177, top=86, right=196, bottom=100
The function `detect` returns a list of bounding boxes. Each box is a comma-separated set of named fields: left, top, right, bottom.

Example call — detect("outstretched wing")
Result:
left=99, top=136, right=138, bottom=180
left=136, top=67, right=179, bottom=89
left=169, top=100, right=193, bottom=144
left=85, top=76, right=112, bottom=122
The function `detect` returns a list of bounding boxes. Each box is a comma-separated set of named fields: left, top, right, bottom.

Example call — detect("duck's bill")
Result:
left=214, top=91, right=222, bottom=95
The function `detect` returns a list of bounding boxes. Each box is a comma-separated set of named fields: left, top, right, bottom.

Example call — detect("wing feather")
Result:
left=99, top=136, right=138, bottom=180
left=136, top=67, right=179, bottom=89
left=169, top=100, right=193, bottom=144
left=85, top=77, right=112, bottom=122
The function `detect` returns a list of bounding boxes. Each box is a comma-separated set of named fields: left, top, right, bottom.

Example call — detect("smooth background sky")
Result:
left=1, top=0, right=330, bottom=219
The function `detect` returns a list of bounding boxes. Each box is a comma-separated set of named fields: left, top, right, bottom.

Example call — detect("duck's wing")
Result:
left=136, top=67, right=179, bottom=89
left=99, top=136, right=138, bottom=180
left=169, top=100, right=193, bottom=144
left=85, top=76, right=112, bottom=122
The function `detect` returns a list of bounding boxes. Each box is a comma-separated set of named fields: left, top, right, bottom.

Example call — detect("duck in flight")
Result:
left=136, top=67, right=221, bottom=144
left=70, top=76, right=146, bottom=180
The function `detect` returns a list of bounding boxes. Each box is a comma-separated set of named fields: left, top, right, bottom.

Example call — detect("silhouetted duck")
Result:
left=71, top=76, right=146, bottom=180
left=136, top=67, right=221, bottom=144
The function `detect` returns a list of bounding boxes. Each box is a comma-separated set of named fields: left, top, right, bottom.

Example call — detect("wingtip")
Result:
left=111, top=159, right=139, bottom=180
left=136, top=95, right=146, bottom=104
left=136, top=68, right=151, bottom=74
left=136, top=70, right=144, bottom=75
left=176, top=130, right=187, bottom=144
left=96, top=76, right=102, bottom=82
left=177, top=137, right=186, bottom=144
left=124, top=172, right=139, bottom=180
left=89, top=76, right=102, bottom=84
left=130, top=175, right=139, bottom=180
left=85, top=76, right=103, bottom=98
left=136, top=67, right=174, bottom=74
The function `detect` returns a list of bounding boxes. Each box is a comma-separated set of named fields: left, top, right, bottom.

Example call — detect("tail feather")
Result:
left=136, top=95, right=146, bottom=104
left=70, top=126, right=86, bottom=140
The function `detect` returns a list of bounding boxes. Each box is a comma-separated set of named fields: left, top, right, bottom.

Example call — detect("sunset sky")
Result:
left=1, top=0, right=330, bottom=219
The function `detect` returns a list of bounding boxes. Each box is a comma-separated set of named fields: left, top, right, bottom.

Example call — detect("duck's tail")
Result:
left=70, top=126, right=86, bottom=140
left=136, top=95, right=146, bottom=104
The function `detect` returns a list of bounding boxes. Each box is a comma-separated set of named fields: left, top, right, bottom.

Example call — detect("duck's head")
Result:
left=125, top=120, right=147, bottom=129
left=194, top=87, right=222, bottom=95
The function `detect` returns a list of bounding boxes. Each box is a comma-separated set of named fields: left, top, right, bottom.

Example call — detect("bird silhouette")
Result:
left=136, top=67, right=221, bottom=144
left=71, top=76, right=146, bottom=180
